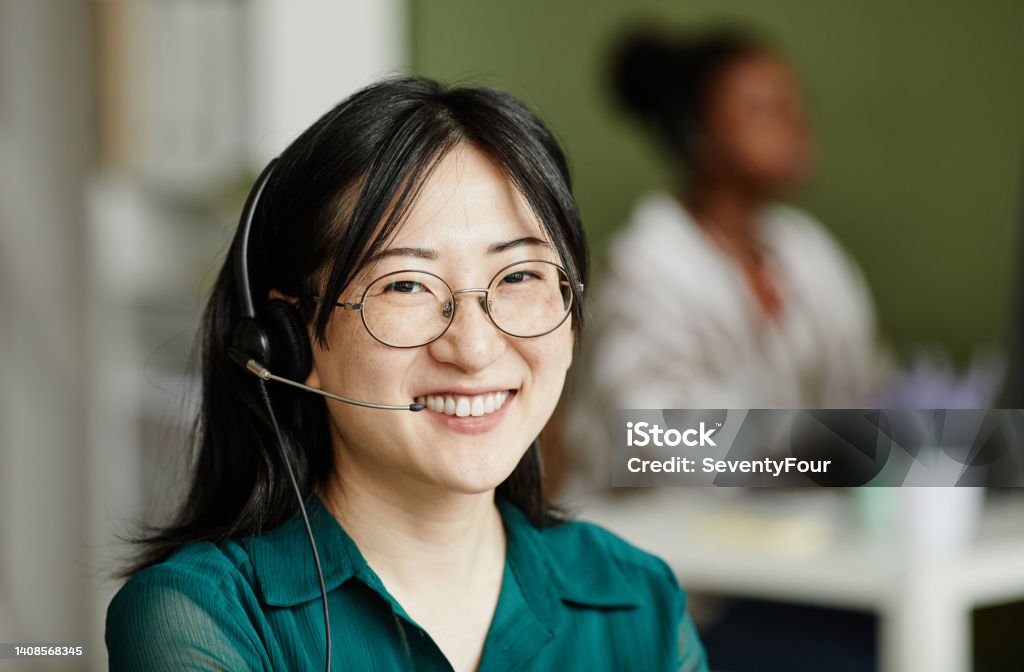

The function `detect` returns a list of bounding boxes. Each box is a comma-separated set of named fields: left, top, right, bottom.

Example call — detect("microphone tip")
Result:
left=410, top=403, right=426, bottom=412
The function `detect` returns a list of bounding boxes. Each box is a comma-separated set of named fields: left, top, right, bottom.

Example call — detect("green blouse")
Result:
left=106, top=495, right=708, bottom=671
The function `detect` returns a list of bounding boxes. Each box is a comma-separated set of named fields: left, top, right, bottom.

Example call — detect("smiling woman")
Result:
left=104, top=77, right=709, bottom=672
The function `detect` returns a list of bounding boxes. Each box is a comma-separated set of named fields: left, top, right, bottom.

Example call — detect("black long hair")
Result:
left=120, top=77, right=588, bottom=578
left=611, top=26, right=767, bottom=167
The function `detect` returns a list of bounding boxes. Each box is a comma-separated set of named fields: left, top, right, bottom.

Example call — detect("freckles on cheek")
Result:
left=551, top=323, right=576, bottom=369
left=523, top=330, right=574, bottom=387
left=312, top=318, right=370, bottom=387
left=318, top=316, right=423, bottom=400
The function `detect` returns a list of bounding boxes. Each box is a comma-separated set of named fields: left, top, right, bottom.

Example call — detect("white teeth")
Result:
left=419, top=391, right=514, bottom=418
left=470, top=397, right=484, bottom=416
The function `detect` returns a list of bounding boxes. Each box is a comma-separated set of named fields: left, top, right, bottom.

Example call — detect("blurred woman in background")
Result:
left=565, top=28, right=886, bottom=496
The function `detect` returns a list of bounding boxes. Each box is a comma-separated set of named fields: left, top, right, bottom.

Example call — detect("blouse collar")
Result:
left=245, top=493, right=642, bottom=625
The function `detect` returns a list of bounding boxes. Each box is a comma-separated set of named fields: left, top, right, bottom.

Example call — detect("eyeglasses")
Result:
left=316, top=259, right=582, bottom=348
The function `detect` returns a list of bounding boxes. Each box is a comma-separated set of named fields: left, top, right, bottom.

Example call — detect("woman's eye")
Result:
left=388, top=280, right=423, bottom=293
left=501, top=271, right=540, bottom=284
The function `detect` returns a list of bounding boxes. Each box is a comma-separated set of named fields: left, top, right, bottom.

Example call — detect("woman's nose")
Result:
left=427, top=292, right=506, bottom=372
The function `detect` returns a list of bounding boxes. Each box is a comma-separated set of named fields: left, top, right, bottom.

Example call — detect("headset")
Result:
left=226, top=158, right=425, bottom=672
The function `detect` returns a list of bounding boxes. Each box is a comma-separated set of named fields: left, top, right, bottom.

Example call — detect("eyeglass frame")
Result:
left=312, top=258, right=584, bottom=349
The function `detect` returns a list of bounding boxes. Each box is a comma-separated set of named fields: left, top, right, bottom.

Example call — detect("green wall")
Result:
left=410, top=0, right=1024, bottom=362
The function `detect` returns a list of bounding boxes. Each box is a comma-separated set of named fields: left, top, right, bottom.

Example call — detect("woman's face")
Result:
left=306, top=144, right=574, bottom=497
left=699, top=50, right=814, bottom=195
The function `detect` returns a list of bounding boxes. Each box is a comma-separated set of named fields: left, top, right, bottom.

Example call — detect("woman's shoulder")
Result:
left=601, top=191, right=721, bottom=299
left=763, top=203, right=848, bottom=259
left=613, top=191, right=702, bottom=251
left=543, top=516, right=666, bottom=564
left=108, top=541, right=253, bottom=615
left=106, top=541, right=266, bottom=670
left=763, top=202, right=874, bottom=302
left=539, top=515, right=682, bottom=602
left=532, top=515, right=709, bottom=670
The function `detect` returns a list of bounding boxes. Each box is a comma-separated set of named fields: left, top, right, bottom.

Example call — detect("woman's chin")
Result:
left=423, top=454, right=524, bottom=496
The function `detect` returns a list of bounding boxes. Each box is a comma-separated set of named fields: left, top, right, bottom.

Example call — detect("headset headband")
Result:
left=234, top=159, right=279, bottom=319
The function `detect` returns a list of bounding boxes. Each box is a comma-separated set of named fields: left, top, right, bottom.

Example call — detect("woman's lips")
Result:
left=414, top=390, right=517, bottom=434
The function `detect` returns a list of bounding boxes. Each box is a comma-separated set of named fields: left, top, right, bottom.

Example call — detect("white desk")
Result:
left=576, top=489, right=1024, bottom=672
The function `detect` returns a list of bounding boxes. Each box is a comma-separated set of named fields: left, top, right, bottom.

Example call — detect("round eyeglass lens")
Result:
left=360, top=270, right=452, bottom=347
left=487, top=260, right=572, bottom=338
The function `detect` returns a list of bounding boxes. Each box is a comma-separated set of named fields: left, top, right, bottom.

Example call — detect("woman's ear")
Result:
left=268, top=288, right=295, bottom=304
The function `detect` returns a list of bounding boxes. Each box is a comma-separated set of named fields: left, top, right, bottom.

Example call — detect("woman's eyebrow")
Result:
left=368, top=237, right=550, bottom=263
left=365, top=246, right=439, bottom=264
left=487, top=236, right=551, bottom=253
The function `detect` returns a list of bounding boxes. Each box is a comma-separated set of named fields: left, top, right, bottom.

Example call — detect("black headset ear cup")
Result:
left=262, top=299, right=313, bottom=382
left=230, top=317, right=271, bottom=368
